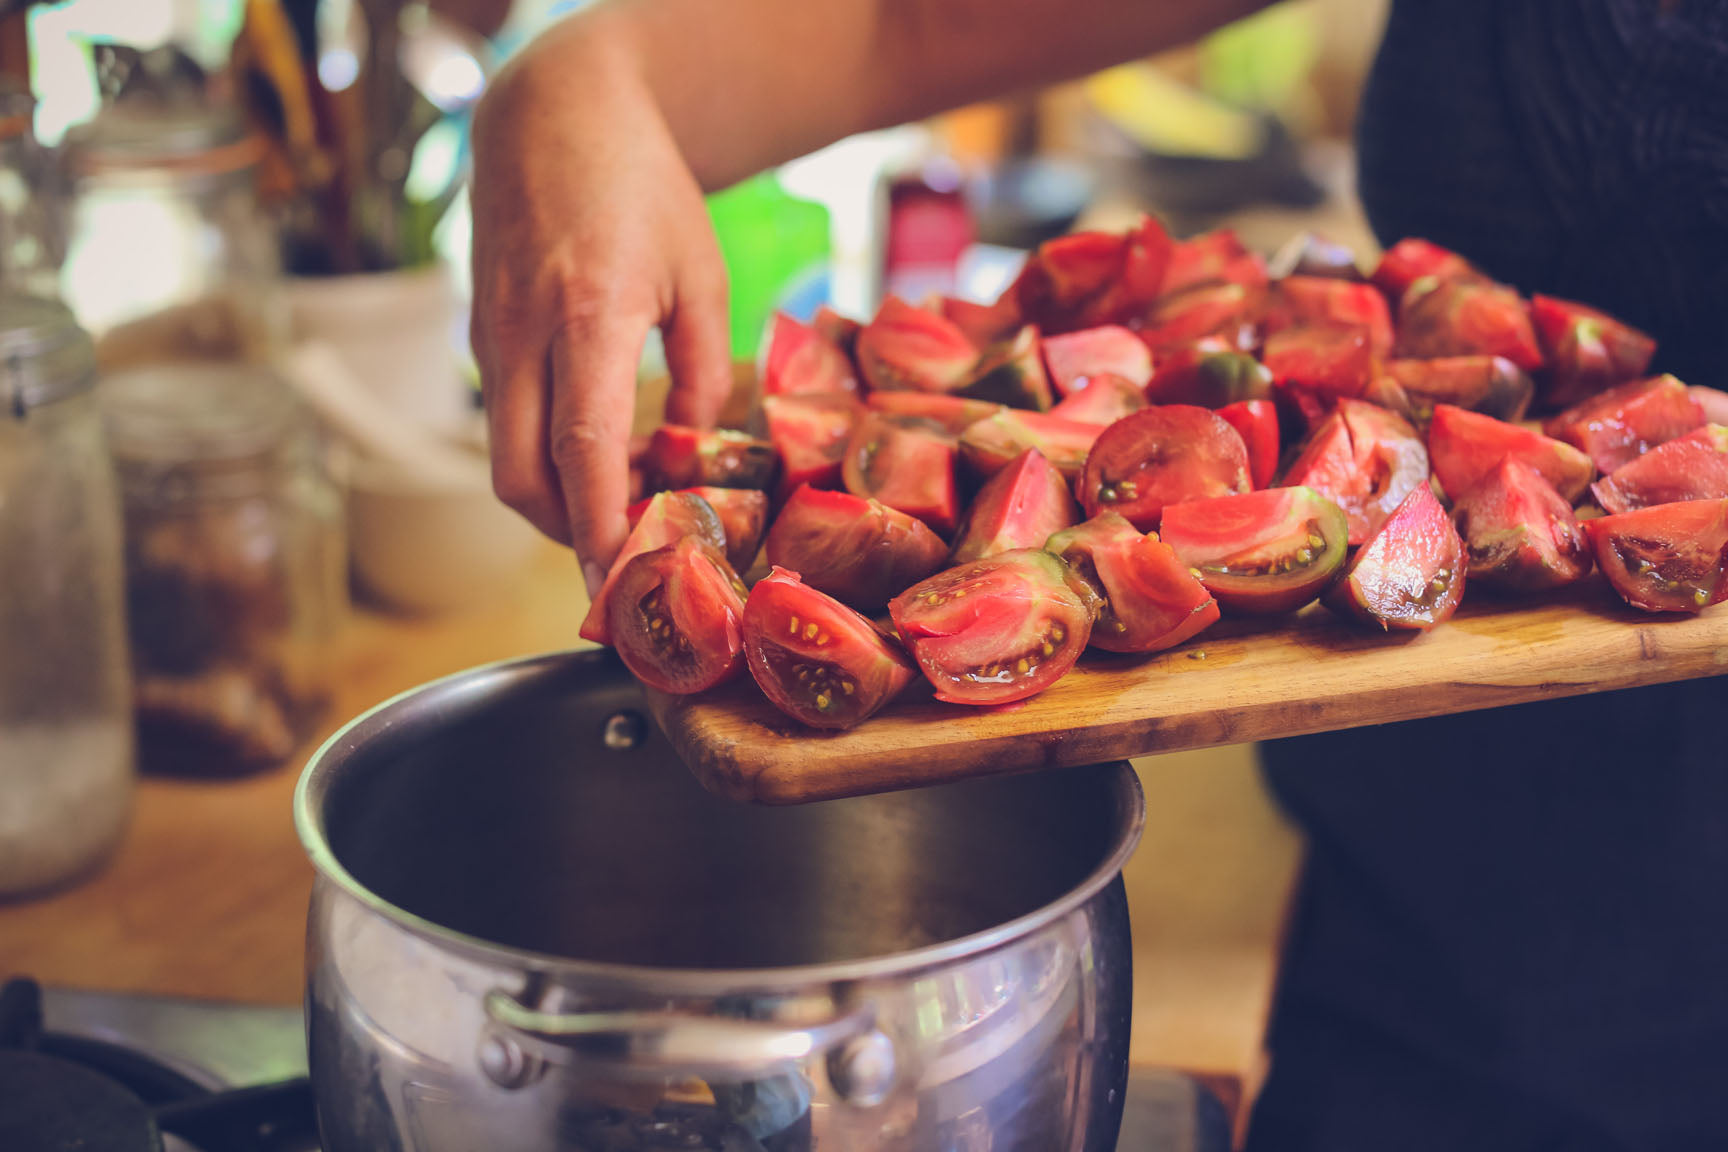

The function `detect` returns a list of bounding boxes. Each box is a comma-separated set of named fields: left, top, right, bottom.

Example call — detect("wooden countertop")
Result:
left=0, top=540, right=1301, bottom=1121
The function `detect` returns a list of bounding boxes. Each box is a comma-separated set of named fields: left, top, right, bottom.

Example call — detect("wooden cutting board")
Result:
left=645, top=581, right=1728, bottom=804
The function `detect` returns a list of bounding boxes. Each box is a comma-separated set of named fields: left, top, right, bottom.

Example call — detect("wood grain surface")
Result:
left=650, top=580, right=1728, bottom=805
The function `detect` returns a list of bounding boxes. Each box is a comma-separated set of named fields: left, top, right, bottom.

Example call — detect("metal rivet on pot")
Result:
left=828, top=1029, right=896, bottom=1108
left=478, top=1034, right=545, bottom=1090
left=601, top=710, right=647, bottom=751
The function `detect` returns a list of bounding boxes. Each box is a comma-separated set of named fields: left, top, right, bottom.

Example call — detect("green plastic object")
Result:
left=707, top=172, right=831, bottom=361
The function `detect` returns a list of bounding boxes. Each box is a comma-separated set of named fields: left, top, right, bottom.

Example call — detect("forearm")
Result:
left=533, top=0, right=1276, bottom=191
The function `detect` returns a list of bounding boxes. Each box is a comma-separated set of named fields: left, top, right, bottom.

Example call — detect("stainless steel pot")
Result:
left=295, top=650, right=1144, bottom=1151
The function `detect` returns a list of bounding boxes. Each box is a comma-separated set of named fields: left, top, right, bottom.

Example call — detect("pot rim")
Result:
left=294, top=649, right=1145, bottom=991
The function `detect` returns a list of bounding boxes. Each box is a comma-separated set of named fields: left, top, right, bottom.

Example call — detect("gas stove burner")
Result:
left=0, top=979, right=318, bottom=1152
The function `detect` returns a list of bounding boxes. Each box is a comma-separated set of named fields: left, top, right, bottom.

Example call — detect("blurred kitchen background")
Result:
left=2, top=0, right=1386, bottom=1135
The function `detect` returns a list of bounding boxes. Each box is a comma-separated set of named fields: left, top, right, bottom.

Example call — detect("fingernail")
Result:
left=582, top=562, right=606, bottom=600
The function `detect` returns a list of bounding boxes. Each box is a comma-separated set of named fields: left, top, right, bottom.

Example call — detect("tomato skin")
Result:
left=888, top=549, right=1097, bottom=706
left=760, top=393, right=859, bottom=502
left=1542, top=374, right=1705, bottom=474
left=760, top=311, right=858, bottom=396
left=1048, top=372, right=1147, bottom=426
left=607, top=536, right=748, bottom=694
left=1384, top=355, right=1533, bottom=425
left=643, top=425, right=779, bottom=493
left=1266, top=275, right=1395, bottom=358
left=625, top=487, right=768, bottom=574
left=1369, top=238, right=1475, bottom=301
left=1395, top=278, right=1544, bottom=372
left=1325, top=484, right=1467, bottom=631
left=1144, top=344, right=1273, bottom=409
left=1584, top=499, right=1728, bottom=613
left=1592, top=425, right=1728, bottom=515
left=742, top=568, right=917, bottom=730
left=764, top=485, right=949, bottom=612
left=939, top=293, right=1022, bottom=347
left=958, top=325, right=1055, bottom=411
left=1047, top=512, right=1219, bottom=653
left=1161, top=228, right=1269, bottom=296
left=1014, top=216, right=1174, bottom=333
left=865, top=391, right=1004, bottom=436
left=1078, top=405, right=1252, bottom=531
left=958, top=409, right=1105, bottom=483
left=1136, top=281, right=1263, bottom=355
left=1452, top=458, right=1592, bottom=593
left=581, top=491, right=727, bottom=646
left=1160, top=486, right=1350, bottom=615
left=1281, top=399, right=1429, bottom=545
left=948, top=449, right=1079, bottom=566
left=1042, top=325, right=1154, bottom=397
left=842, top=411, right=961, bottom=536
left=1261, top=322, right=1375, bottom=399
left=1215, top=400, right=1280, bottom=489
left=1528, top=293, right=1655, bottom=409
left=855, top=296, right=978, bottom=393
left=1427, top=403, right=1594, bottom=505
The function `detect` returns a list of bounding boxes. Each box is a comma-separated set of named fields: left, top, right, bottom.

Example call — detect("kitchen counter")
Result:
left=0, top=540, right=1302, bottom=1126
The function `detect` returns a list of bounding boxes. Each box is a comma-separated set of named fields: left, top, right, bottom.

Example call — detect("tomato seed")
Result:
left=804, top=622, right=819, bottom=640
left=789, top=615, right=801, bottom=635
left=1695, top=588, right=1709, bottom=606
left=1015, top=658, right=1029, bottom=674
left=815, top=692, right=832, bottom=710
left=841, top=680, right=855, bottom=695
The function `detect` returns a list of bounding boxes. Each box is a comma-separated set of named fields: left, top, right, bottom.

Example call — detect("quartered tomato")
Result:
left=1136, top=281, right=1263, bottom=355
left=581, top=490, right=726, bottom=645
left=1160, top=486, right=1349, bottom=615
left=1042, top=325, right=1154, bottom=396
left=1394, top=277, right=1543, bottom=372
left=1215, top=399, right=1280, bottom=489
left=763, top=485, right=948, bottom=612
left=1012, top=216, right=1174, bottom=333
left=1325, top=484, right=1466, bottom=631
left=813, top=305, right=862, bottom=355
left=1691, top=386, right=1728, bottom=426
left=1584, top=499, right=1728, bottom=613
left=742, top=568, right=917, bottom=730
left=1384, top=355, right=1533, bottom=425
left=1161, top=228, right=1269, bottom=296
left=888, top=549, right=1097, bottom=705
left=958, top=409, right=1105, bottom=483
left=1528, top=293, right=1656, bottom=409
left=1046, top=512, right=1218, bottom=653
left=1428, top=403, right=1594, bottom=503
left=1281, top=399, right=1429, bottom=545
left=865, top=391, right=1004, bottom=435
left=939, top=293, right=1022, bottom=347
left=958, top=325, right=1055, bottom=410
left=1369, top=237, right=1476, bottom=301
left=1265, top=275, right=1394, bottom=359
left=947, top=449, right=1078, bottom=566
left=759, top=311, right=858, bottom=396
left=606, top=536, right=748, bottom=694
left=1592, top=425, right=1728, bottom=514
left=1451, top=457, right=1592, bottom=593
left=1078, top=406, right=1252, bottom=531
left=626, top=487, right=767, bottom=574
left=1261, top=322, right=1375, bottom=398
left=760, top=393, right=859, bottom=500
left=842, top=411, right=960, bottom=535
left=642, top=425, right=778, bottom=493
left=1144, top=343, right=1273, bottom=408
left=1542, top=374, right=1704, bottom=474
left=1048, top=372, right=1146, bottom=426
left=855, top=295, right=978, bottom=393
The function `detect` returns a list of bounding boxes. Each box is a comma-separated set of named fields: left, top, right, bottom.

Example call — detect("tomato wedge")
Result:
left=1261, top=322, right=1375, bottom=398
left=1160, top=487, right=1349, bottom=615
left=958, top=325, right=1055, bottom=410
left=1583, top=499, right=1728, bottom=613
left=939, top=293, right=1022, bottom=347
left=1136, top=281, right=1263, bottom=355
left=625, top=487, right=767, bottom=574
left=865, top=391, right=1004, bottom=435
left=1161, top=228, right=1268, bottom=296
left=958, top=409, right=1104, bottom=483
left=1542, top=374, right=1704, bottom=474
left=759, top=310, right=858, bottom=396
left=1369, top=238, right=1476, bottom=301
left=1215, top=399, right=1280, bottom=489
left=1042, top=325, right=1154, bottom=396
left=760, top=393, right=859, bottom=501
left=763, top=485, right=948, bottom=612
left=1144, top=344, right=1273, bottom=408
left=642, top=425, right=779, bottom=493
left=1078, top=405, right=1252, bottom=531
left=1528, top=293, right=1655, bottom=409
left=1265, top=275, right=1395, bottom=359
left=1325, top=484, right=1466, bottom=631
left=1048, top=372, right=1147, bottom=426
left=842, top=411, right=960, bottom=535
left=1281, top=399, right=1429, bottom=545
left=1426, top=403, right=1594, bottom=504
left=1047, top=513, right=1218, bottom=652
left=1395, top=277, right=1543, bottom=372
left=742, top=567, right=917, bottom=730
left=947, top=449, right=1078, bottom=566
left=888, top=549, right=1097, bottom=705
left=1385, top=355, right=1533, bottom=425
left=581, top=491, right=727, bottom=646
left=1451, top=458, right=1592, bottom=593
left=607, top=536, right=748, bottom=694
left=855, top=295, right=978, bottom=393
left=1591, top=425, right=1728, bottom=514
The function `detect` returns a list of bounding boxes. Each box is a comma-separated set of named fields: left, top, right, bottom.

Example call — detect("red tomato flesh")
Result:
left=888, top=549, right=1097, bottom=705
left=1078, top=405, right=1252, bottom=531
left=1592, top=425, right=1728, bottom=514
left=1281, top=399, right=1429, bottom=545
left=764, top=485, right=948, bottom=613
left=1261, top=322, right=1375, bottom=398
left=1160, top=486, right=1350, bottom=615
left=642, top=425, right=778, bottom=493
left=947, top=449, right=1078, bottom=566
left=1584, top=499, right=1728, bottom=613
left=1136, top=281, right=1262, bottom=355
left=1215, top=399, right=1281, bottom=489
left=1543, top=374, right=1705, bottom=474
left=958, top=409, right=1105, bottom=483
left=1528, top=293, right=1655, bottom=409
left=1046, top=512, right=1219, bottom=652
left=761, top=393, right=858, bottom=501
left=939, top=293, right=1022, bottom=348
left=1042, top=325, right=1154, bottom=397
left=1452, top=458, right=1592, bottom=593
left=855, top=296, right=978, bottom=393
left=1427, top=403, right=1594, bottom=504
left=1267, top=275, right=1394, bottom=358
left=1161, top=228, right=1268, bottom=296
left=958, top=325, right=1054, bottom=410
left=1048, top=372, right=1147, bottom=426
left=1144, top=344, right=1273, bottom=408
left=581, top=491, right=726, bottom=645
left=760, top=311, right=858, bottom=396
left=1325, top=484, right=1467, bottom=631
left=607, top=536, right=748, bottom=694
left=865, top=391, right=1004, bottom=435
left=1369, top=238, right=1476, bottom=301
left=1395, top=278, right=1543, bottom=372
left=742, top=567, right=917, bottom=730
left=625, top=487, right=767, bottom=575
left=842, top=411, right=961, bottom=536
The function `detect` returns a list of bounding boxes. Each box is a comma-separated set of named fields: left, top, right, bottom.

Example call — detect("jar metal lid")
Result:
left=100, top=361, right=299, bottom=467
left=0, top=293, right=98, bottom=417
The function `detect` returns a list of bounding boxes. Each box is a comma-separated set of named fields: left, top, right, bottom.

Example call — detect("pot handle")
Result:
left=481, top=988, right=879, bottom=1080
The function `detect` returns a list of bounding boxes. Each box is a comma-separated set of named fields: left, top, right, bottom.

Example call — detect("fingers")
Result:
left=478, top=314, right=572, bottom=548
left=661, top=238, right=735, bottom=429
left=548, top=311, right=650, bottom=586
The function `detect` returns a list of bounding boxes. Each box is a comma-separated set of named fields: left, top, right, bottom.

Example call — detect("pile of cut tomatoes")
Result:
left=581, top=218, right=1728, bottom=731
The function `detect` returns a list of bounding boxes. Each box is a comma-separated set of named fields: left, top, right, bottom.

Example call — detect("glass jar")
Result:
left=59, top=101, right=283, bottom=373
left=0, top=83, right=66, bottom=297
left=0, top=294, right=135, bottom=897
left=102, top=364, right=345, bottom=777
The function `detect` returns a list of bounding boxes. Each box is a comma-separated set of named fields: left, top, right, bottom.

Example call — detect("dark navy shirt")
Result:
left=1251, top=4, right=1728, bottom=1149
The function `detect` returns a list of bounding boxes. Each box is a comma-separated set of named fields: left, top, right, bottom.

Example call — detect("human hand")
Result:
left=469, top=20, right=734, bottom=594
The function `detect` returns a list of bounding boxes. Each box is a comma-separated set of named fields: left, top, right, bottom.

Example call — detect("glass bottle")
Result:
left=0, top=293, right=135, bottom=897
left=102, top=363, right=345, bottom=777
